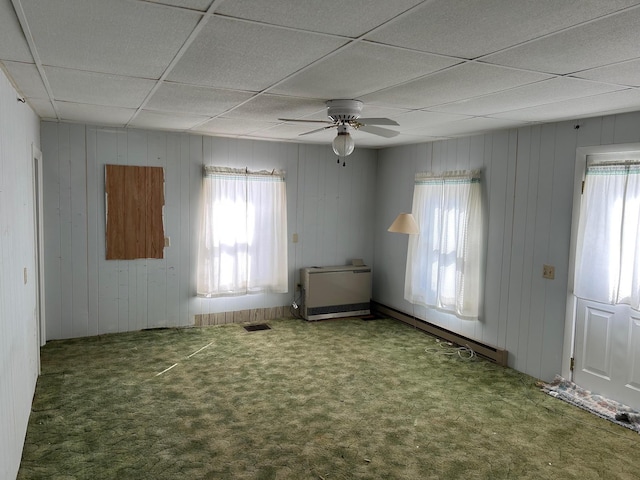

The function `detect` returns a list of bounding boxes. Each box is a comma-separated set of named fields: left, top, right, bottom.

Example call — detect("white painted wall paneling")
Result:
left=0, top=68, right=41, bottom=480
left=373, top=112, right=640, bottom=381
left=42, top=125, right=378, bottom=337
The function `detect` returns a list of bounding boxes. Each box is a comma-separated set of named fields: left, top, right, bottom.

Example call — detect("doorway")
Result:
left=32, top=145, right=45, bottom=370
left=564, top=145, right=640, bottom=411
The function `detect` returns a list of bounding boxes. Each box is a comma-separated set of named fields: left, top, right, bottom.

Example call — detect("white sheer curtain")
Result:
left=574, top=163, right=640, bottom=310
left=197, top=166, right=288, bottom=297
left=405, top=170, right=484, bottom=318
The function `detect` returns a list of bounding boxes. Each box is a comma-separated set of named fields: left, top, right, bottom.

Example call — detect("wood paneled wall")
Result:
left=373, top=112, right=640, bottom=382
left=41, top=125, right=378, bottom=339
left=0, top=69, right=41, bottom=480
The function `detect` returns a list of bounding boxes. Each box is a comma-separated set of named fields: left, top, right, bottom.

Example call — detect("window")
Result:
left=574, top=162, right=640, bottom=309
left=404, top=170, right=484, bottom=318
left=197, top=166, right=288, bottom=297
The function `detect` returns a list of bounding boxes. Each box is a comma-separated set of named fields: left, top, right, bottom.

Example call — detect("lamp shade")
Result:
left=387, top=213, right=419, bottom=234
left=332, top=131, right=355, bottom=157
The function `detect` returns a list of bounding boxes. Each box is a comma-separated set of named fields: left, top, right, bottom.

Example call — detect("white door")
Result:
left=571, top=158, right=640, bottom=410
left=574, top=298, right=640, bottom=409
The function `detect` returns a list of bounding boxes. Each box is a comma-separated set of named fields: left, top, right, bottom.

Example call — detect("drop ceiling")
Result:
left=3, top=0, right=640, bottom=148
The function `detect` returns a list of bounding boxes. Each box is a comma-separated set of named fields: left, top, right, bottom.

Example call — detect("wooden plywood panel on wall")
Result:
left=105, top=164, right=165, bottom=260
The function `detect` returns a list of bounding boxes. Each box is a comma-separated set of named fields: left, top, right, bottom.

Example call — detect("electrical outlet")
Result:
left=542, top=264, right=555, bottom=280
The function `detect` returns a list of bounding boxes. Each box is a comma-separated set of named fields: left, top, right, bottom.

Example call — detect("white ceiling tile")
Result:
left=145, top=83, right=254, bottom=116
left=356, top=105, right=412, bottom=120
left=491, top=89, right=640, bottom=122
left=192, top=117, right=280, bottom=136
left=405, top=116, right=530, bottom=137
left=432, top=77, right=624, bottom=116
left=145, top=0, right=213, bottom=11
left=0, top=1, right=32, bottom=62
left=223, top=95, right=326, bottom=122
left=392, top=110, right=471, bottom=128
left=28, top=98, right=56, bottom=119
left=215, top=0, right=424, bottom=37
left=20, top=0, right=201, bottom=78
left=355, top=133, right=445, bottom=148
left=483, top=8, right=640, bottom=74
left=362, top=63, right=551, bottom=109
left=365, top=0, right=640, bottom=59
left=56, top=102, right=135, bottom=126
left=2, top=61, right=48, bottom=98
left=44, top=67, right=156, bottom=108
left=6, top=0, right=640, bottom=144
left=129, top=110, right=210, bottom=130
left=168, top=17, right=346, bottom=91
left=270, top=42, right=461, bottom=99
left=573, top=59, right=640, bottom=87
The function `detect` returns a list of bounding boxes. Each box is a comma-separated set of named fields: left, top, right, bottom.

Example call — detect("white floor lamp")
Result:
left=388, top=213, right=419, bottom=326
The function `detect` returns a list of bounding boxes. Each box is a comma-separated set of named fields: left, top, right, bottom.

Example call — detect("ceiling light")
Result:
left=332, top=125, right=355, bottom=157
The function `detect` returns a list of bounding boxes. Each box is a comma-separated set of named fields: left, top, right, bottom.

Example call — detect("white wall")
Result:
left=373, top=112, right=640, bottom=382
left=41, top=123, right=377, bottom=338
left=0, top=69, right=41, bottom=480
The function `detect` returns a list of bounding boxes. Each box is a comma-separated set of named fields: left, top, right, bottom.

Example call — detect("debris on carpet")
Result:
left=539, top=375, right=640, bottom=433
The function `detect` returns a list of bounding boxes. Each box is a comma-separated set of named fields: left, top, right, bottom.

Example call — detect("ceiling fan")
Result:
left=279, top=99, right=399, bottom=157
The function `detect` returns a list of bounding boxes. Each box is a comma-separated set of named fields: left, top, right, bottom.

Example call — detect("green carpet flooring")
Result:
left=18, top=318, right=639, bottom=479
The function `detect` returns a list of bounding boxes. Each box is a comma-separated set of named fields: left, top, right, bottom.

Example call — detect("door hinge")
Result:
left=581, top=180, right=585, bottom=194
left=570, top=357, right=575, bottom=371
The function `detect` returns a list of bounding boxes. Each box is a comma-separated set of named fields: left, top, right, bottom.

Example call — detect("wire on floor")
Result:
left=290, top=290, right=304, bottom=319
left=424, top=339, right=476, bottom=360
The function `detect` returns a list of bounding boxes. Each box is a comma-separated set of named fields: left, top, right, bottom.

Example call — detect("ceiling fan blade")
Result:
left=358, top=125, right=399, bottom=138
left=299, top=125, right=337, bottom=136
left=278, top=118, right=334, bottom=124
left=357, top=117, right=399, bottom=126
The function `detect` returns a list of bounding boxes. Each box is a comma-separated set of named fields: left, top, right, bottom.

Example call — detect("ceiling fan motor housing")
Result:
left=326, top=99, right=363, bottom=123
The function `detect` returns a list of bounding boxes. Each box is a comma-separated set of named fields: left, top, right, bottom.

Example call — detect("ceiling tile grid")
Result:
left=166, top=16, right=348, bottom=91
left=1, top=0, right=640, bottom=147
left=215, top=0, right=425, bottom=38
left=144, top=83, right=255, bottom=116
left=364, top=0, right=640, bottom=59
left=360, top=63, right=553, bottom=109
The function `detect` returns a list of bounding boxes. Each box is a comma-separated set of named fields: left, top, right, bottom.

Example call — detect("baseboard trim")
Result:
left=371, top=301, right=508, bottom=366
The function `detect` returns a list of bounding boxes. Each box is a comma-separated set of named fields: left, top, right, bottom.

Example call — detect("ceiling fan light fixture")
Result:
left=332, top=130, right=355, bottom=157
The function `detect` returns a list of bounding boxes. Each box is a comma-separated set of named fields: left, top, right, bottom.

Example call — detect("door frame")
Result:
left=32, top=144, right=46, bottom=355
left=562, top=142, right=640, bottom=380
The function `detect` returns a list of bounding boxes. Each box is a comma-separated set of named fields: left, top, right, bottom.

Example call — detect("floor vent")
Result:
left=244, top=324, right=271, bottom=332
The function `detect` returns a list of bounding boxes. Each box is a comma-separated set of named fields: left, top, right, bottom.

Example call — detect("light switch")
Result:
left=292, top=233, right=299, bottom=243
